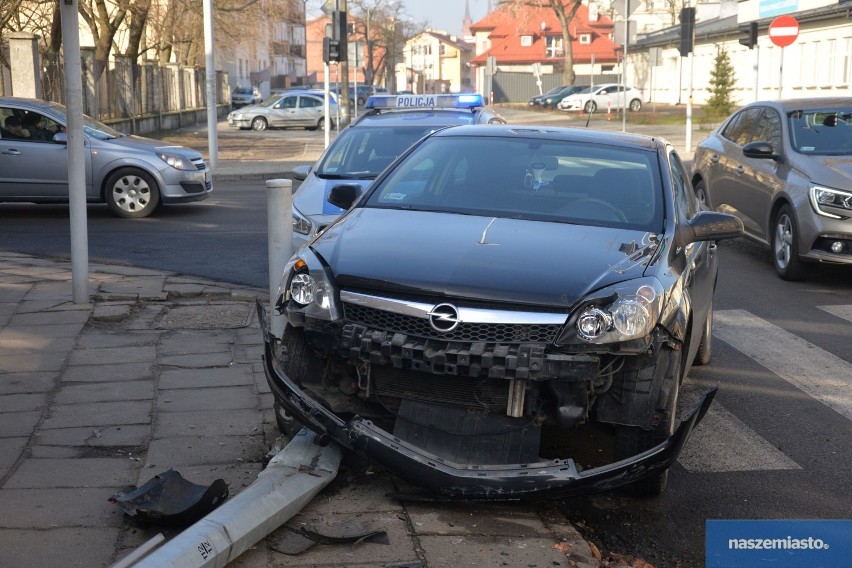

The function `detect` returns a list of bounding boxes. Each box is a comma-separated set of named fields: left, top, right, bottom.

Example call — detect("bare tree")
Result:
left=499, top=0, right=584, bottom=85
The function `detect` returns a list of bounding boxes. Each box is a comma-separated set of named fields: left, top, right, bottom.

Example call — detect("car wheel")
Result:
left=251, top=117, right=268, bottom=131
left=104, top=168, right=160, bottom=218
left=629, top=98, right=642, bottom=112
left=694, top=179, right=711, bottom=209
left=584, top=100, right=597, bottom=113
left=772, top=204, right=806, bottom=281
left=694, top=304, right=713, bottom=366
left=613, top=346, right=681, bottom=497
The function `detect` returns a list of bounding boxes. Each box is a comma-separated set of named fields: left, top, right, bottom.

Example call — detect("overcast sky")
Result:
left=308, top=0, right=492, bottom=37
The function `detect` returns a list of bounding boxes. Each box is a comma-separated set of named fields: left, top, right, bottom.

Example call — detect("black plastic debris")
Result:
left=269, top=518, right=389, bottom=555
left=109, top=469, right=229, bottom=526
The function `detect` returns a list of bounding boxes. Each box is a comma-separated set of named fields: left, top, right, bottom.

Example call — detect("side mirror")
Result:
left=743, top=141, right=783, bottom=163
left=327, top=184, right=362, bottom=211
left=292, top=165, right=311, bottom=182
left=681, top=211, right=743, bottom=245
left=53, top=132, right=68, bottom=144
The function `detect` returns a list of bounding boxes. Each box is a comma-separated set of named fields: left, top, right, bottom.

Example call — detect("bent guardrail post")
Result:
left=115, top=429, right=341, bottom=568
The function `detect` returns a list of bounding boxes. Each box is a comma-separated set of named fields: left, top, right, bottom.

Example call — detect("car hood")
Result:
left=293, top=174, right=374, bottom=217
left=312, top=209, right=656, bottom=307
left=794, top=154, right=852, bottom=188
left=98, top=135, right=203, bottom=160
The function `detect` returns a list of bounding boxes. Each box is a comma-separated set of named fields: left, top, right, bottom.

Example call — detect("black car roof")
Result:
left=431, top=124, right=664, bottom=152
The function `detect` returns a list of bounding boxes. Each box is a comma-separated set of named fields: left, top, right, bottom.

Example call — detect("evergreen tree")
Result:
left=705, top=46, right=737, bottom=117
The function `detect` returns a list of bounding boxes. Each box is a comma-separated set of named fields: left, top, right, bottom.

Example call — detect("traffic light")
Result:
left=323, top=37, right=342, bottom=63
left=739, top=21, right=758, bottom=49
left=679, top=7, right=695, bottom=57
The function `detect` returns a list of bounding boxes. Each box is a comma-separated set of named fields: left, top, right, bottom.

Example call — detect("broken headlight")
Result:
left=564, top=277, right=665, bottom=345
left=275, top=251, right=340, bottom=322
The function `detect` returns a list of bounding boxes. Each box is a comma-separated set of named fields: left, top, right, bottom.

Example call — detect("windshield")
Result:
left=572, top=87, right=593, bottom=95
left=365, top=135, right=663, bottom=230
left=233, top=87, right=253, bottom=95
left=316, top=125, right=439, bottom=178
left=788, top=108, right=852, bottom=155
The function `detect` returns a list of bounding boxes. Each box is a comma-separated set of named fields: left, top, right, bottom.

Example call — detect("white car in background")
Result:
left=558, top=84, right=643, bottom=113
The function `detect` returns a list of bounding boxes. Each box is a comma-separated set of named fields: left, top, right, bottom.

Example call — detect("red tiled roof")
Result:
left=469, top=2, right=619, bottom=66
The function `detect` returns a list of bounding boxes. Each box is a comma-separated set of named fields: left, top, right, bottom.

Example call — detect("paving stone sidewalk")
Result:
left=0, top=252, right=602, bottom=568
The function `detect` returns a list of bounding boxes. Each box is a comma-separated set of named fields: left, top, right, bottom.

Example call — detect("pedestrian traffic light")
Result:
left=739, top=21, right=758, bottom=49
left=679, top=7, right=695, bottom=57
left=323, top=37, right=341, bottom=63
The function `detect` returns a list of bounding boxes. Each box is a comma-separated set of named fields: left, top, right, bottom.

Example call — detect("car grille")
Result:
left=343, top=302, right=561, bottom=344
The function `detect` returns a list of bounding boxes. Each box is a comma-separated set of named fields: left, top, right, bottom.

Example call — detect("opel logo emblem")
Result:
left=428, top=303, right=461, bottom=333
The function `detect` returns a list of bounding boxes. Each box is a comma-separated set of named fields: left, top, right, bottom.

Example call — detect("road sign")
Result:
left=320, top=0, right=334, bottom=16
left=768, top=15, right=799, bottom=47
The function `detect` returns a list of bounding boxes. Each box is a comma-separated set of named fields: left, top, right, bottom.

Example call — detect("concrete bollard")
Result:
left=266, top=178, right=293, bottom=340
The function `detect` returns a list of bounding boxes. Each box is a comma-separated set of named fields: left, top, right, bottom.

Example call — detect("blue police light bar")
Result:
left=365, top=93, right=485, bottom=110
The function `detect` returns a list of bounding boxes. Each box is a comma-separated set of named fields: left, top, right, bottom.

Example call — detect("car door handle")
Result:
left=735, top=166, right=744, bottom=175
left=709, top=154, right=720, bottom=163
left=1, top=149, right=21, bottom=156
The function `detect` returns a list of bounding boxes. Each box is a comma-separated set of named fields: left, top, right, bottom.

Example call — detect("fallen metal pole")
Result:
left=120, top=429, right=340, bottom=568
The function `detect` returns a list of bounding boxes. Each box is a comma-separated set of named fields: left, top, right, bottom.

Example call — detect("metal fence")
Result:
left=1, top=44, right=229, bottom=133
left=491, top=72, right=620, bottom=103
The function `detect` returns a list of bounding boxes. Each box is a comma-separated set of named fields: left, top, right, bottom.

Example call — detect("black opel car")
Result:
left=257, top=125, right=742, bottom=499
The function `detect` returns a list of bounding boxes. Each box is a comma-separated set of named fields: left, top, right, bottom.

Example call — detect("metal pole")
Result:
left=60, top=0, right=89, bottom=304
left=324, top=62, right=330, bottom=148
left=266, top=178, right=293, bottom=340
left=685, top=50, right=694, bottom=153
left=754, top=45, right=760, bottom=101
left=203, top=0, right=218, bottom=169
left=778, top=47, right=784, bottom=99
left=622, top=0, right=628, bottom=133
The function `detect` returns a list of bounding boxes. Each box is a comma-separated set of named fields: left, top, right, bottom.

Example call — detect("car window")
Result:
left=299, top=96, right=321, bottom=108
left=317, top=125, right=437, bottom=178
left=751, top=107, right=783, bottom=152
left=282, top=96, right=298, bottom=109
left=669, top=150, right=698, bottom=220
left=366, top=136, right=663, bottom=230
left=721, top=108, right=761, bottom=146
left=787, top=107, right=852, bottom=155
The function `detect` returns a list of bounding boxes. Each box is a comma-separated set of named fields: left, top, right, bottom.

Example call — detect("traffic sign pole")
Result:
left=768, top=15, right=799, bottom=99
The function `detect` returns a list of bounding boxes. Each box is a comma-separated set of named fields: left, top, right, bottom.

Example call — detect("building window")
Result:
left=844, top=38, right=852, bottom=84
left=546, top=35, right=563, bottom=58
left=521, top=35, right=533, bottom=47
left=579, top=34, right=591, bottom=44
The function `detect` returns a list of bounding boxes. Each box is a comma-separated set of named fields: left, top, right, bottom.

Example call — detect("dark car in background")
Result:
left=230, top=86, right=262, bottom=109
left=0, top=97, right=211, bottom=218
left=692, top=98, right=852, bottom=280
left=259, top=124, right=743, bottom=499
left=289, top=93, right=505, bottom=250
left=528, top=85, right=569, bottom=106
left=539, top=86, right=587, bottom=109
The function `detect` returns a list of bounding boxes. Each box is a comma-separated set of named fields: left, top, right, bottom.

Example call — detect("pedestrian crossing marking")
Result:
left=714, top=309, right=852, bottom=422
left=818, top=304, right=852, bottom=325
left=678, top=403, right=801, bottom=472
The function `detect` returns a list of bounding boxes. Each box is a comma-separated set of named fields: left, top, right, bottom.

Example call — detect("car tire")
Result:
left=694, top=304, right=713, bottom=366
left=629, top=98, right=642, bottom=112
left=251, top=117, right=268, bottom=131
left=694, top=179, right=711, bottom=209
left=772, top=204, right=807, bottom=281
left=584, top=100, right=597, bottom=113
left=104, top=168, right=160, bottom=218
left=613, top=346, right=681, bottom=497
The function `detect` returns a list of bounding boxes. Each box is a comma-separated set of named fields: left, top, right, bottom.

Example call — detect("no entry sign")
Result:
left=768, top=15, right=799, bottom=47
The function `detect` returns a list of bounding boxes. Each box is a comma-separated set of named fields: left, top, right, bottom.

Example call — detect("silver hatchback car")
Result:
left=692, top=98, right=852, bottom=280
left=227, top=91, right=336, bottom=132
left=0, top=97, right=212, bottom=218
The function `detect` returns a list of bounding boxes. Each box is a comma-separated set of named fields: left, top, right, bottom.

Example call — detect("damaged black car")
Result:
left=258, top=124, right=743, bottom=499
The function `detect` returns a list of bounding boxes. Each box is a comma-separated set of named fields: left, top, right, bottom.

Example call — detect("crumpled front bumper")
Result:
left=257, top=300, right=715, bottom=500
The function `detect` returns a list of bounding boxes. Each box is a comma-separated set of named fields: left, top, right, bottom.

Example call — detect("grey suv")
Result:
left=0, top=97, right=211, bottom=218
left=692, top=98, right=852, bottom=280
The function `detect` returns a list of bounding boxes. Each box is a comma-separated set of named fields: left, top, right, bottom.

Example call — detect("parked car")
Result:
left=259, top=123, right=743, bottom=499
left=541, top=85, right=587, bottom=109
left=692, top=98, right=852, bottom=280
left=289, top=93, right=505, bottom=250
left=0, top=97, right=212, bottom=218
left=528, top=85, right=569, bottom=106
left=558, top=84, right=643, bottom=113
left=227, top=91, right=336, bottom=132
left=230, top=86, right=262, bottom=109
left=331, top=85, right=387, bottom=106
